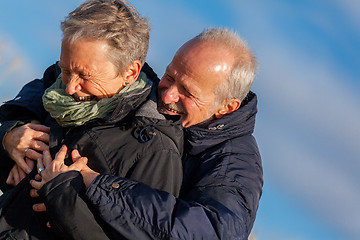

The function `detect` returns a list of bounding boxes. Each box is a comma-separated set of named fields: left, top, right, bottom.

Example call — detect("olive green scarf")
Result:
left=42, top=72, right=150, bottom=127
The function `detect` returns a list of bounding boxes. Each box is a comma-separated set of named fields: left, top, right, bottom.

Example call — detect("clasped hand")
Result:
left=29, top=145, right=99, bottom=213
left=4, top=122, right=50, bottom=185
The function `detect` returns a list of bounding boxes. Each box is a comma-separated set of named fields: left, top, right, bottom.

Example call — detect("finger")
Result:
left=28, top=123, right=51, bottom=134
left=46, top=222, right=51, bottom=228
left=33, top=132, right=50, bottom=145
left=54, top=145, right=67, bottom=164
left=41, top=150, right=52, bottom=169
left=15, top=157, right=32, bottom=174
left=37, top=155, right=45, bottom=170
left=34, top=173, right=42, bottom=181
left=6, top=169, right=15, bottom=186
left=25, top=149, right=43, bottom=162
left=12, top=166, right=20, bottom=185
left=25, top=157, right=35, bottom=170
left=68, top=157, right=88, bottom=171
left=71, top=149, right=81, bottom=162
left=27, top=141, right=49, bottom=157
left=18, top=165, right=27, bottom=182
left=30, top=179, right=45, bottom=190
left=30, top=188, right=39, bottom=198
left=33, top=203, right=47, bottom=212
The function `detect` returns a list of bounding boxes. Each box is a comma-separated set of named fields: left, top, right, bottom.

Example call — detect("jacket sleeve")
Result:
left=38, top=171, right=112, bottom=240
left=43, top=148, right=262, bottom=240
left=123, top=147, right=183, bottom=197
left=0, top=79, right=46, bottom=191
left=84, top=172, right=262, bottom=239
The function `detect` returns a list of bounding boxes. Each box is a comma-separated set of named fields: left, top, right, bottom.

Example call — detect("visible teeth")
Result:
left=75, top=95, right=95, bottom=101
left=165, top=105, right=180, bottom=114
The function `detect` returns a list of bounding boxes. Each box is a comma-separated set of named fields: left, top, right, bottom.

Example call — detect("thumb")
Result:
left=68, top=157, right=88, bottom=171
left=71, top=149, right=81, bottom=163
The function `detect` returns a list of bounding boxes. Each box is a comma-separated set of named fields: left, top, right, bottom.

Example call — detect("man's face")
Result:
left=59, top=38, right=125, bottom=101
left=158, top=39, right=233, bottom=128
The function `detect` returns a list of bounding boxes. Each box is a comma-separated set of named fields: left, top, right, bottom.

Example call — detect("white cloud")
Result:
left=334, top=0, right=360, bottom=30
left=225, top=0, right=360, bottom=239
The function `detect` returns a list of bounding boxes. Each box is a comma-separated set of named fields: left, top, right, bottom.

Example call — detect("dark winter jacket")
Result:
left=38, top=91, right=263, bottom=240
left=0, top=63, right=183, bottom=239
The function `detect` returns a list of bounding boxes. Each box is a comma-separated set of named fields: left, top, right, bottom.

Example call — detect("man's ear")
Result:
left=214, top=98, right=241, bottom=119
left=122, top=60, right=142, bottom=86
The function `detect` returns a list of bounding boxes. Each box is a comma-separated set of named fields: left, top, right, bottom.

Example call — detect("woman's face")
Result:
left=59, top=38, right=126, bottom=101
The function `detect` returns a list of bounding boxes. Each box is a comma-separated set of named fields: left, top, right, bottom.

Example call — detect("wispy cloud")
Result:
left=138, top=1, right=360, bottom=238
left=0, top=34, right=38, bottom=101
left=334, top=0, right=360, bottom=30
left=132, top=0, right=209, bottom=75
left=227, top=0, right=360, bottom=239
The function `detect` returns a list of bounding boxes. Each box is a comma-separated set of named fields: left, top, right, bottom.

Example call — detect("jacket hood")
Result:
left=106, top=64, right=183, bottom=155
left=184, top=91, right=258, bottom=155
left=134, top=83, right=183, bottom=156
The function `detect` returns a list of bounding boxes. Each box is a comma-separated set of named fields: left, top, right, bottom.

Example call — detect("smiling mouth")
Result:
left=159, top=101, right=185, bottom=115
left=164, top=105, right=182, bottom=114
left=73, top=95, right=97, bottom=102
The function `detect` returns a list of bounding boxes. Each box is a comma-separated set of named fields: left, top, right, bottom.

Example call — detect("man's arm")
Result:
left=38, top=152, right=262, bottom=240
left=84, top=155, right=262, bottom=240
left=35, top=149, right=183, bottom=239
left=0, top=79, right=50, bottom=191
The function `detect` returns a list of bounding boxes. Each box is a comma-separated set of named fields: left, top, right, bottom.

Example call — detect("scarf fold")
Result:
left=42, top=72, right=150, bottom=127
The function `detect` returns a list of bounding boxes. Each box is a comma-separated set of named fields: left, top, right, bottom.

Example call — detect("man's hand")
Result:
left=6, top=157, right=35, bottom=186
left=30, top=145, right=99, bottom=212
left=4, top=123, right=50, bottom=175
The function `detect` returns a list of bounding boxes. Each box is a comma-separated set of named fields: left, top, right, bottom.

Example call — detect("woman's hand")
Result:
left=30, top=145, right=99, bottom=212
left=30, top=145, right=88, bottom=189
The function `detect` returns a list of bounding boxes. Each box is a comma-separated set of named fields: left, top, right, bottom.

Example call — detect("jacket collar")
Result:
left=104, top=79, right=152, bottom=124
left=184, top=91, right=258, bottom=155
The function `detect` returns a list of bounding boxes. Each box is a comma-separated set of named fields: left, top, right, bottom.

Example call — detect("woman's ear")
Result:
left=123, top=60, right=142, bottom=86
left=214, top=98, right=241, bottom=119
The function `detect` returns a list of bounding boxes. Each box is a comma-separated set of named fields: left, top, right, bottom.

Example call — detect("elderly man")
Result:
left=30, top=28, right=263, bottom=240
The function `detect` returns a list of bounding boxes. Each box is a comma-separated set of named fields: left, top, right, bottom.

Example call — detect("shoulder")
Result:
left=186, top=134, right=261, bottom=187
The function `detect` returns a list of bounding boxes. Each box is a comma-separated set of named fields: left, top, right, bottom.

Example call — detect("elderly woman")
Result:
left=0, top=0, right=182, bottom=238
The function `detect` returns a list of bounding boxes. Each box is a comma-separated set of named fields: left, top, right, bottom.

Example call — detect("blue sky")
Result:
left=1, top=1, right=360, bottom=239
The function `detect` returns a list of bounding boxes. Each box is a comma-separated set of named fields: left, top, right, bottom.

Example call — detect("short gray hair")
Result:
left=196, top=28, right=257, bottom=105
left=61, top=0, right=150, bottom=74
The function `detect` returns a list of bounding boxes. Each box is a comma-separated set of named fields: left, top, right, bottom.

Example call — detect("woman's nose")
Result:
left=65, top=75, right=82, bottom=95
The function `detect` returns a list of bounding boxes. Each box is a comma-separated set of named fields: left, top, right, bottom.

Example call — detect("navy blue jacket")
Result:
left=39, top=91, right=263, bottom=239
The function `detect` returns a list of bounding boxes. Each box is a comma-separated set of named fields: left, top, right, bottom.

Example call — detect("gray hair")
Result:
left=196, top=28, right=257, bottom=105
left=61, top=0, right=150, bottom=74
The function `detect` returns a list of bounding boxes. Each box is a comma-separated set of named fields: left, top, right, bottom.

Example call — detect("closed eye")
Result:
left=79, top=73, right=91, bottom=80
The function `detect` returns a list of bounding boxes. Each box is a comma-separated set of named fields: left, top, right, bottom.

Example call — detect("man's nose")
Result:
left=65, top=75, right=82, bottom=95
left=162, top=85, right=180, bottom=103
